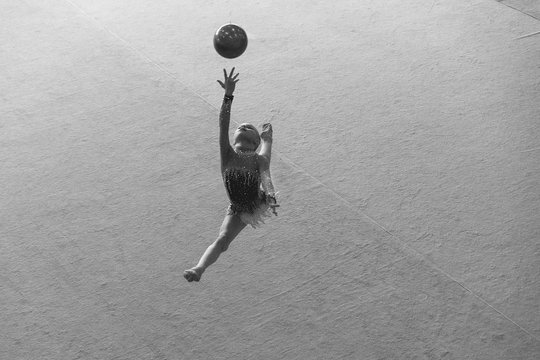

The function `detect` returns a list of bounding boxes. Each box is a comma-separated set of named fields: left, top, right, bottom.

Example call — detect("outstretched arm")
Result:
left=217, top=68, right=239, bottom=165
left=219, top=96, right=234, bottom=163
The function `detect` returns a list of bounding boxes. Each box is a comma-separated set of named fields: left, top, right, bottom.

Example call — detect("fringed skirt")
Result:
left=226, top=191, right=273, bottom=228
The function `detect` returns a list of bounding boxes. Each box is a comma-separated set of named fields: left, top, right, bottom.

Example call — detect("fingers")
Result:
left=223, top=67, right=237, bottom=79
left=231, top=69, right=239, bottom=84
left=220, top=67, right=239, bottom=89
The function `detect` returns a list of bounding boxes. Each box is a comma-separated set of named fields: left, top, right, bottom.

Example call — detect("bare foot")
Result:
left=183, top=267, right=203, bottom=282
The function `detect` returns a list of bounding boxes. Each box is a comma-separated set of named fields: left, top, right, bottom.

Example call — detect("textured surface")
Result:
left=500, top=0, right=540, bottom=20
left=1, top=0, right=539, bottom=359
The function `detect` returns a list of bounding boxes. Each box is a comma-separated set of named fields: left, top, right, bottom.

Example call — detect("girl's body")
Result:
left=184, top=68, right=278, bottom=282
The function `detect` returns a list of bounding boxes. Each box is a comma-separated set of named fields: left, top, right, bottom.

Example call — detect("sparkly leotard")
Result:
left=223, top=167, right=264, bottom=214
left=222, top=161, right=272, bottom=228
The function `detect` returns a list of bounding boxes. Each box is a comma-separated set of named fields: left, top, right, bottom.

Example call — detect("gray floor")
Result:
left=2, top=0, right=539, bottom=359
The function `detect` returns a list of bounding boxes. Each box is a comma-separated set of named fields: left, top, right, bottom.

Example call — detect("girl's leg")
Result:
left=184, top=214, right=247, bottom=282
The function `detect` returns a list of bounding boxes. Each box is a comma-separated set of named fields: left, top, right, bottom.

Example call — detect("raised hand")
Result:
left=260, top=123, right=273, bottom=142
left=217, top=67, right=239, bottom=96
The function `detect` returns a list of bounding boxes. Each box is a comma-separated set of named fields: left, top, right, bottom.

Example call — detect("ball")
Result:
left=213, top=24, right=248, bottom=59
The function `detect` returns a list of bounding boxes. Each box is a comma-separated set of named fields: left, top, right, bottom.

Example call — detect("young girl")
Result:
left=184, top=68, right=279, bottom=282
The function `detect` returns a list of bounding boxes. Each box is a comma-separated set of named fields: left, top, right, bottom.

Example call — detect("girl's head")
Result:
left=233, top=123, right=260, bottom=151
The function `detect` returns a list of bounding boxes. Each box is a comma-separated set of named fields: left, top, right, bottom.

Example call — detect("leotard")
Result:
left=223, top=165, right=271, bottom=227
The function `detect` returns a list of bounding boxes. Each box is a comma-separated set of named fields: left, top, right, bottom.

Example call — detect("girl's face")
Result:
left=234, top=123, right=260, bottom=149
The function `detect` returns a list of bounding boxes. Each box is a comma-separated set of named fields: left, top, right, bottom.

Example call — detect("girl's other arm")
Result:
left=259, top=151, right=279, bottom=215
left=260, top=156, right=275, bottom=195
left=258, top=123, right=273, bottom=162
left=259, top=124, right=278, bottom=214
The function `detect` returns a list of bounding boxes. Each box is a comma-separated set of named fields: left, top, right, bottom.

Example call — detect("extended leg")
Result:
left=184, top=214, right=247, bottom=282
